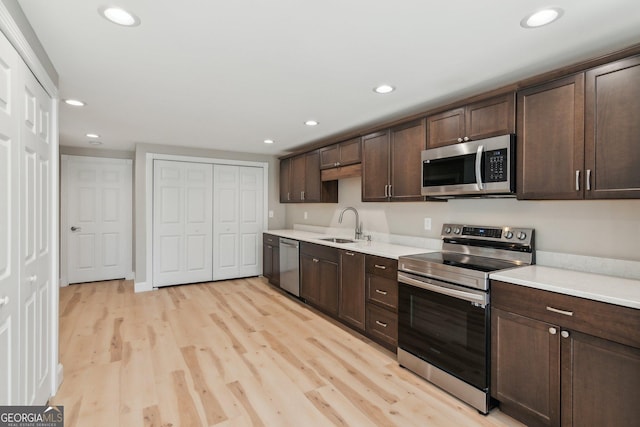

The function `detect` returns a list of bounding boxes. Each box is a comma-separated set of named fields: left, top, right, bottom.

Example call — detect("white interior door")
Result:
left=63, top=156, right=132, bottom=284
left=213, top=165, right=263, bottom=280
left=20, top=66, right=52, bottom=406
left=153, top=160, right=213, bottom=287
left=0, top=31, right=22, bottom=405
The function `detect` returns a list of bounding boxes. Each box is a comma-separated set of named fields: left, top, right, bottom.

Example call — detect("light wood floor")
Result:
left=52, top=277, right=524, bottom=427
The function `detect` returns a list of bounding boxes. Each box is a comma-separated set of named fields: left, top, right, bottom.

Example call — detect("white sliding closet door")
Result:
left=0, top=31, right=21, bottom=405
left=153, top=160, right=213, bottom=287
left=213, top=165, right=263, bottom=280
left=20, top=65, right=52, bottom=405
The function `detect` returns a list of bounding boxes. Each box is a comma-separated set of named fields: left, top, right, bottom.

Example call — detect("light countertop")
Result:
left=491, top=265, right=640, bottom=310
left=264, top=229, right=432, bottom=259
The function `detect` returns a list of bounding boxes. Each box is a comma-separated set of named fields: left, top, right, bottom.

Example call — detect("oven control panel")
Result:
left=442, top=223, right=534, bottom=246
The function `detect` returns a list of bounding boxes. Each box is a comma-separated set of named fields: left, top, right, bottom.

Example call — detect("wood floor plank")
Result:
left=52, top=278, right=524, bottom=427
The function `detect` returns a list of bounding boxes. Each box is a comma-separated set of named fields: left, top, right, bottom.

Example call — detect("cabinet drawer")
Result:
left=300, top=242, right=339, bottom=263
left=492, top=280, right=640, bottom=348
left=263, top=233, right=279, bottom=246
left=365, top=255, right=397, bottom=280
left=366, top=304, right=397, bottom=346
left=366, top=274, right=397, bottom=310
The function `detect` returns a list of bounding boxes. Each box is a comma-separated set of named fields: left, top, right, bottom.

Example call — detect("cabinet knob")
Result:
left=463, top=136, right=470, bottom=142
left=457, top=137, right=463, bottom=143
left=0, top=296, right=9, bottom=306
left=549, top=327, right=557, bottom=335
left=561, top=330, right=570, bottom=339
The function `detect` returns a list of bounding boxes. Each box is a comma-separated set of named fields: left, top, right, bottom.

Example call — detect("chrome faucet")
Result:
left=339, top=207, right=363, bottom=240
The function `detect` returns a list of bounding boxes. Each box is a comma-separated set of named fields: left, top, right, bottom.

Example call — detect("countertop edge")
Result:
left=264, top=229, right=432, bottom=260
left=491, top=266, right=640, bottom=310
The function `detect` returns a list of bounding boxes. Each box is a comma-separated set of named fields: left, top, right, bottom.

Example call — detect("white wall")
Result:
left=285, top=177, right=640, bottom=262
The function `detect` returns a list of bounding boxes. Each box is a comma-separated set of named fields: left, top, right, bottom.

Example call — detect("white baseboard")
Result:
left=125, top=271, right=135, bottom=281
left=134, top=281, right=153, bottom=293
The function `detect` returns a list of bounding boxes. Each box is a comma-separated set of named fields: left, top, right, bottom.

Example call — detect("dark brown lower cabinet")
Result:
left=262, top=233, right=280, bottom=286
left=492, top=280, right=640, bottom=427
left=300, top=243, right=339, bottom=316
left=338, top=250, right=365, bottom=330
left=364, top=255, right=398, bottom=349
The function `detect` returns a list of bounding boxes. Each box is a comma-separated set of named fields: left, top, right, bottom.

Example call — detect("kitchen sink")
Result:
left=318, top=237, right=355, bottom=244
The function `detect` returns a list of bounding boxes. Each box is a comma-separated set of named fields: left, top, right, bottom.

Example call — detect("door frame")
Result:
left=60, top=155, right=134, bottom=286
left=141, top=152, right=269, bottom=293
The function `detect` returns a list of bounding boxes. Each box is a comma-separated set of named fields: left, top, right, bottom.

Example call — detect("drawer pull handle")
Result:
left=375, top=320, right=388, bottom=328
left=345, top=252, right=355, bottom=256
left=313, top=258, right=319, bottom=263
left=546, top=306, right=573, bottom=317
left=375, top=289, right=388, bottom=295
left=374, top=264, right=387, bottom=270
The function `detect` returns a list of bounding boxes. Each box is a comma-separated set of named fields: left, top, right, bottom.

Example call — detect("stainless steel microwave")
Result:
left=421, top=134, right=515, bottom=198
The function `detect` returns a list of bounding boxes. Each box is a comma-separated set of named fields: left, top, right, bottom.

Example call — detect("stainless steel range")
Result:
left=397, top=224, right=535, bottom=414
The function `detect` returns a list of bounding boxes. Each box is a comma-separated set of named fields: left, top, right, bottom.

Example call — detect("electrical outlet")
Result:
left=268, top=210, right=274, bottom=218
left=304, top=211, right=308, bottom=220
left=424, top=217, right=432, bottom=231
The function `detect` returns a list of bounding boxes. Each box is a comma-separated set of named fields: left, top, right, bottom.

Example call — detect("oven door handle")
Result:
left=398, top=272, right=487, bottom=307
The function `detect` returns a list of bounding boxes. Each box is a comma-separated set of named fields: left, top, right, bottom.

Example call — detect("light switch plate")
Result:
left=268, top=210, right=274, bottom=218
left=304, top=211, right=308, bottom=220
left=424, top=217, right=432, bottom=231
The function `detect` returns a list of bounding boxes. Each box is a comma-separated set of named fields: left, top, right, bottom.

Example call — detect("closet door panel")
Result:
left=153, top=160, right=213, bottom=286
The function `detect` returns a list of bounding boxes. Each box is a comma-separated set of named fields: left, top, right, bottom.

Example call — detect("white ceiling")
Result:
left=17, top=0, right=640, bottom=156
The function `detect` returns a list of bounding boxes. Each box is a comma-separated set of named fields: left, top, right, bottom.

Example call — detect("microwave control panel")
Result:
left=484, top=148, right=507, bottom=182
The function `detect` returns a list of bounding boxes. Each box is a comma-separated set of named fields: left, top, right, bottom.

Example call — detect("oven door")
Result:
left=398, top=272, right=489, bottom=390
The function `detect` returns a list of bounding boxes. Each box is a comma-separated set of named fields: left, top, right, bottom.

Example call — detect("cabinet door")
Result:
left=491, top=308, right=560, bottom=427
left=426, top=107, right=465, bottom=148
left=279, top=158, right=291, bottom=203
left=263, top=243, right=273, bottom=281
left=303, top=150, right=322, bottom=202
left=389, top=119, right=425, bottom=201
left=585, top=56, right=640, bottom=198
left=300, top=253, right=319, bottom=304
left=361, top=131, right=390, bottom=201
left=466, top=93, right=515, bottom=141
left=338, top=138, right=361, bottom=166
left=318, top=259, right=339, bottom=316
left=339, top=250, right=365, bottom=330
left=517, top=74, right=585, bottom=200
left=319, top=144, right=340, bottom=169
left=290, top=155, right=306, bottom=202
left=561, top=330, right=640, bottom=427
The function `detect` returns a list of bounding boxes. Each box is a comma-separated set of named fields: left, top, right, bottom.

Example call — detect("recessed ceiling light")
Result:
left=521, top=7, right=563, bottom=28
left=263, top=139, right=274, bottom=144
left=304, top=120, right=319, bottom=126
left=86, top=133, right=100, bottom=139
left=88, top=140, right=103, bottom=145
left=64, top=99, right=85, bottom=107
left=99, top=6, right=140, bottom=27
left=374, top=84, right=395, bottom=94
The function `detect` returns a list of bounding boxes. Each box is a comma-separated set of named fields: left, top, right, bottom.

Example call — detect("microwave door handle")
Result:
left=475, top=145, right=484, bottom=190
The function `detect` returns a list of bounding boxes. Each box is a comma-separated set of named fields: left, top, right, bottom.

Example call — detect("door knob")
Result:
left=71, top=226, right=82, bottom=231
left=29, top=275, right=37, bottom=283
left=0, top=296, right=9, bottom=306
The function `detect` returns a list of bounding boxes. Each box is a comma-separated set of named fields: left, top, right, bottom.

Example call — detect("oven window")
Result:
left=423, top=154, right=478, bottom=186
left=398, top=282, right=488, bottom=390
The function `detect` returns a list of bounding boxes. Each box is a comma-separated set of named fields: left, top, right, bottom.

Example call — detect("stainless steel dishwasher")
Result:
left=279, top=238, right=300, bottom=296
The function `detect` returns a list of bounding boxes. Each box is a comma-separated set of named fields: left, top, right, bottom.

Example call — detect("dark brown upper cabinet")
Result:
left=517, top=74, right=586, bottom=200
left=280, top=150, right=338, bottom=203
left=518, top=54, right=640, bottom=200
left=319, top=137, right=361, bottom=169
left=585, top=55, right=640, bottom=198
left=361, top=119, right=425, bottom=202
left=427, top=93, right=515, bottom=148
